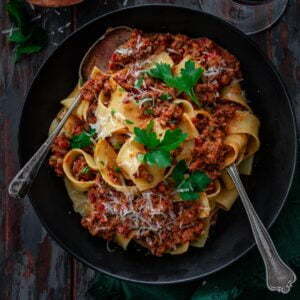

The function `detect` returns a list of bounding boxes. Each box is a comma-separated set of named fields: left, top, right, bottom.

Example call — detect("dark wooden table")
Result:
left=0, top=0, right=299, bottom=299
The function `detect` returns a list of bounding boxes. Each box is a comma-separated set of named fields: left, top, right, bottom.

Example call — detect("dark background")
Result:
left=0, top=0, right=299, bottom=299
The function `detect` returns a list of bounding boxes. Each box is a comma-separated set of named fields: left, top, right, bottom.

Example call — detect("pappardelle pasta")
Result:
left=49, top=29, right=260, bottom=256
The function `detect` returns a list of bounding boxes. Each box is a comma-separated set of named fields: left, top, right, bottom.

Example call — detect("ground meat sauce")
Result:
left=72, top=116, right=87, bottom=136
left=72, top=155, right=96, bottom=181
left=49, top=134, right=70, bottom=176
left=86, top=100, right=98, bottom=124
left=133, top=165, right=153, bottom=183
left=107, top=167, right=122, bottom=185
left=154, top=102, right=184, bottom=128
left=82, top=179, right=204, bottom=256
left=49, top=29, right=251, bottom=256
left=108, top=30, right=241, bottom=100
left=109, top=30, right=241, bottom=127
left=81, top=71, right=110, bottom=99
left=190, top=101, right=246, bottom=179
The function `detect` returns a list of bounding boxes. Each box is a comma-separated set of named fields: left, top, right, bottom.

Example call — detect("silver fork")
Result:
left=227, top=164, right=296, bottom=293
left=8, top=94, right=82, bottom=199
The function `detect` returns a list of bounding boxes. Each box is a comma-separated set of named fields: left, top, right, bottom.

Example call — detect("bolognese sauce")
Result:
left=48, top=28, right=260, bottom=256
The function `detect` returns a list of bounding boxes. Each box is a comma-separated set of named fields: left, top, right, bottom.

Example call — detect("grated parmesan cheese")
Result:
left=115, top=47, right=133, bottom=56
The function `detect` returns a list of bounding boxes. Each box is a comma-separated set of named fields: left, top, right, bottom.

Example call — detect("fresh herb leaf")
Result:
left=172, top=160, right=211, bottom=201
left=180, top=190, right=199, bottom=201
left=172, top=160, right=188, bottom=185
left=80, top=166, right=90, bottom=174
left=118, top=87, right=125, bottom=92
left=70, top=128, right=96, bottom=149
left=177, top=179, right=199, bottom=201
left=190, top=171, right=212, bottom=192
left=134, top=121, right=160, bottom=150
left=134, top=122, right=187, bottom=168
left=114, top=167, right=121, bottom=173
left=160, top=93, right=172, bottom=101
left=125, top=119, right=134, bottom=125
left=9, top=30, right=29, bottom=43
left=143, top=150, right=171, bottom=168
left=144, top=108, right=154, bottom=116
left=111, top=109, right=116, bottom=116
left=113, top=142, right=122, bottom=150
left=15, top=44, right=43, bottom=62
left=5, top=0, right=47, bottom=62
left=147, top=61, right=203, bottom=106
left=137, top=153, right=145, bottom=162
left=147, top=63, right=175, bottom=86
left=159, top=128, right=187, bottom=151
left=146, top=119, right=154, bottom=131
left=5, top=0, right=27, bottom=28
left=134, top=77, right=144, bottom=89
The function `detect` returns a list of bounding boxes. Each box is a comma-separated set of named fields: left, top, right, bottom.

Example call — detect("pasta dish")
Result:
left=49, top=29, right=260, bottom=256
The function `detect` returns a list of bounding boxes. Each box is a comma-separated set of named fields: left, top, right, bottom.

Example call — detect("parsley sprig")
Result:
left=172, top=160, right=211, bottom=201
left=70, top=128, right=96, bottom=149
left=147, top=60, right=203, bottom=106
left=80, top=166, right=90, bottom=174
left=5, top=0, right=47, bottom=62
left=134, top=77, right=144, bottom=89
left=134, top=121, right=187, bottom=168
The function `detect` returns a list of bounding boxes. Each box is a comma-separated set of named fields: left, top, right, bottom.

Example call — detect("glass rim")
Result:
left=233, top=0, right=275, bottom=5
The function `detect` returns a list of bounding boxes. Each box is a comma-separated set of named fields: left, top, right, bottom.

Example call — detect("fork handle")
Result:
left=227, top=164, right=296, bottom=294
left=8, top=94, right=81, bottom=200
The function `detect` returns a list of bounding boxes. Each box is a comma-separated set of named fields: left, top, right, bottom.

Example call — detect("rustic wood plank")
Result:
left=251, top=0, right=300, bottom=130
left=0, top=2, right=75, bottom=299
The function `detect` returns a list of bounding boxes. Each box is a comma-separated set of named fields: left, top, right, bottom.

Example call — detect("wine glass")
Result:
left=199, top=0, right=288, bottom=35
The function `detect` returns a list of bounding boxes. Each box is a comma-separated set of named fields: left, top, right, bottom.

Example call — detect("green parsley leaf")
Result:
left=70, top=128, right=96, bottom=149
left=111, top=109, right=116, bottom=116
left=159, top=128, right=187, bottom=151
left=15, top=44, right=43, bottom=62
left=114, top=167, right=121, bottom=173
left=177, top=179, right=199, bottom=201
left=147, top=63, right=175, bottom=86
left=9, top=30, right=29, bottom=43
left=134, top=121, right=160, bottom=150
left=172, top=160, right=188, bottom=185
left=5, top=0, right=47, bottom=62
left=143, top=150, right=171, bottom=168
left=80, top=166, right=90, bottom=174
left=190, top=171, right=212, bottom=192
left=137, top=153, right=145, bottom=162
left=125, top=119, right=134, bottom=125
left=147, top=61, right=203, bottom=106
left=160, top=93, right=172, bottom=101
left=5, top=0, right=27, bottom=28
left=144, top=108, right=154, bottom=116
left=134, top=77, right=144, bottom=89
left=172, top=160, right=211, bottom=201
left=113, top=142, right=122, bottom=150
left=133, top=122, right=187, bottom=168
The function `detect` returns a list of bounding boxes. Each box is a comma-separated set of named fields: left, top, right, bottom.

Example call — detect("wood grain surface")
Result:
left=0, top=0, right=299, bottom=299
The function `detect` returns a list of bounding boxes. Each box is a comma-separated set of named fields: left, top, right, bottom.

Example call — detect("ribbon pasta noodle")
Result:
left=48, top=29, right=260, bottom=256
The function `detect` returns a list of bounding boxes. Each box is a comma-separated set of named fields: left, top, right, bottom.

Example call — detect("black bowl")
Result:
left=19, top=5, right=297, bottom=284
